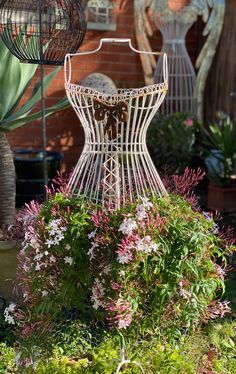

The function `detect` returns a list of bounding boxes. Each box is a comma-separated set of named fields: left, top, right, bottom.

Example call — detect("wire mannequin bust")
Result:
left=64, top=38, right=168, bottom=210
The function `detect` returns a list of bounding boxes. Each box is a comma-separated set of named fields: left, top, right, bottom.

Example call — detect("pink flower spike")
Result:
left=184, top=118, right=193, bottom=127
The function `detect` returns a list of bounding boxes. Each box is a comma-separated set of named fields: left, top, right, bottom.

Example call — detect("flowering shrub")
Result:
left=3, top=169, right=235, bottom=370
left=147, top=112, right=198, bottom=174
left=5, top=190, right=234, bottom=351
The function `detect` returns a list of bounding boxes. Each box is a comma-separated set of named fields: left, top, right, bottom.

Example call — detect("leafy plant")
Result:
left=2, top=320, right=236, bottom=373
left=0, top=342, right=16, bottom=373
left=0, top=37, right=69, bottom=225
left=0, top=38, right=69, bottom=132
left=201, top=113, right=236, bottom=186
left=3, top=170, right=235, bottom=368
left=147, top=112, right=197, bottom=174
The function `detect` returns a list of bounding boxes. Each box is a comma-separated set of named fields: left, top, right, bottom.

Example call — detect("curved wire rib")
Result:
left=65, top=83, right=168, bottom=210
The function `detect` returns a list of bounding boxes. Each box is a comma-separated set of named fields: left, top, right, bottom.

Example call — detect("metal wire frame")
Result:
left=64, top=38, right=168, bottom=210
left=0, top=0, right=86, bottom=190
left=154, top=19, right=196, bottom=114
left=0, top=0, right=86, bottom=65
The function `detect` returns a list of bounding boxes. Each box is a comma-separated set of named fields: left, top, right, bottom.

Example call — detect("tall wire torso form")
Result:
left=64, top=38, right=168, bottom=210
left=154, top=18, right=196, bottom=114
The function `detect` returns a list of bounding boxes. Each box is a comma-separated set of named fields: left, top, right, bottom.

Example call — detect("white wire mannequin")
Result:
left=154, top=19, right=196, bottom=114
left=64, top=38, right=168, bottom=210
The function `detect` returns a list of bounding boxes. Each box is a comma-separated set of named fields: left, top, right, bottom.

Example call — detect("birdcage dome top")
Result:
left=0, top=0, right=86, bottom=65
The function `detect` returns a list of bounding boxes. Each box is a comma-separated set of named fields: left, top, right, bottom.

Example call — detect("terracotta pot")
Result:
left=168, top=0, right=190, bottom=12
left=0, top=242, right=18, bottom=302
left=207, top=183, right=236, bottom=213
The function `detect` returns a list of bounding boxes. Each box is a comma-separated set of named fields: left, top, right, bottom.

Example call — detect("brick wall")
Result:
left=7, top=1, right=201, bottom=172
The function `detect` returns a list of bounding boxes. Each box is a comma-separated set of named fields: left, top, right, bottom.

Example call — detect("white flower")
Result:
left=91, top=278, right=105, bottom=310
left=118, top=218, right=138, bottom=236
left=102, top=265, right=111, bottom=275
left=88, top=241, right=99, bottom=260
left=88, top=229, right=97, bottom=239
left=4, top=303, right=16, bottom=325
left=136, top=236, right=158, bottom=254
left=41, top=290, right=49, bottom=297
left=65, top=244, right=71, bottom=251
left=23, top=263, right=30, bottom=272
left=117, top=252, right=132, bottom=264
left=140, top=197, right=153, bottom=210
left=64, top=256, right=73, bottom=266
left=44, top=251, right=49, bottom=256
left=119, top=270, right=126, bottom=277
left=55, top=232, right=65, bottom=242
left=50, top=255, right=56, bottom=263
left=8, top=303, right=16, bottom=312
left=34, top=253, right=44, bottom=261
left=35, top=262, right=41, bottom=271
left=136, top=198, right=153, bottom=221
left=118, top=318, right=130, bottom=329
left=136, top=208, right=147, bottom=221
left=45, top=239, right=55, bottom=248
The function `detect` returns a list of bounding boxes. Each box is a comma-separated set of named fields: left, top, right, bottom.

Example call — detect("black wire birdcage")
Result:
left=0, top=0, right=86, bottom=194
left=0, top=0, right=87, bottom=65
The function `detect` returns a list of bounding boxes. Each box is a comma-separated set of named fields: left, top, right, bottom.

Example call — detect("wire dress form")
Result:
left=64, top=38, right=168, bottom=210
left=154, top=19, right=196, bottom=114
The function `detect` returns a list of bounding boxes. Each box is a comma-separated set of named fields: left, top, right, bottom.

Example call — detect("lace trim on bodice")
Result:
left=65, top=81, right=168, bottom=104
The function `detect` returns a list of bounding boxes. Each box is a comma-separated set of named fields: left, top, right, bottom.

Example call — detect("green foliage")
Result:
left=200, top=113, right=236, bottom=186
left=0, top=38, right=69, bottom=132
left=9, top=192, right=234, bottom=361
left=147, top=113, right=197, bottom=174
left=0, top=343, right=16, bottom=373
left=3, top=320, right=236, bottom=373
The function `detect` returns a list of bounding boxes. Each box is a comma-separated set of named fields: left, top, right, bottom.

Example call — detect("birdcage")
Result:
left=0, top=0, right=86, bottom=65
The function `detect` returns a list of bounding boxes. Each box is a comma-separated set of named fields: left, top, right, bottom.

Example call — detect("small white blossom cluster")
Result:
left=22, top=226, right=40, bottom=252
left=118, top=218, right=137, bottom=236
left=45, top=219, right=67, bottom=248
left=91, top=278, right=105, bottom=310
left=179, top=281, right=197, bottom=304
left=136, top=236, right=158, bottom=254
left=64, top=256, right=73, bottom=266
left=87, top=230, right=99, bottom=260
left=33, top=248, right=56, bottom=272
left=136, top=197, right=153, bottom=221
left=4, top=303, right=16, bottom=325
left=117, top=247, right=133, bottom=264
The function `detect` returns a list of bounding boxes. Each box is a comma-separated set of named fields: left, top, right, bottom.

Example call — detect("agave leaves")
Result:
left=0, top=36, right=70, bottom=225
left=0, top=37, right=70, bottom=131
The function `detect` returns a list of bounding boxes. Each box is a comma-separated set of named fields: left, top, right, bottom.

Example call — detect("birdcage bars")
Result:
left=0, top=0, right=86, bottom=190
left=0, top=0, right=87, bottom=65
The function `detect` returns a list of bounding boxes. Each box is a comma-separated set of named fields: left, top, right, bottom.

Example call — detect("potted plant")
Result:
left=147, top=112, right=197, bottom=175
left=202, top=113, right=236, bottom=212
left=0, top=37, right=69, bottom=226
left=0, top=39, right=70, bottom=302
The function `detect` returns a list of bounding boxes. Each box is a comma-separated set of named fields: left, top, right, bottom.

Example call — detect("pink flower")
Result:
left=203, top=300, right=231, bottom=322
left=184, top=118, right=193, bottom=127
left=91, top=278, right=105, bottom=310
left=117, top=238, right=134, bottom=264
left=105, top=298, right=132, bottom=330
left=111, top=282, right=123, bottom=291
left=118, top=218, right=138, bottom=236
left=215, top=264, right=226, bottom=280
left=92, top=210, right=110, bottom=229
